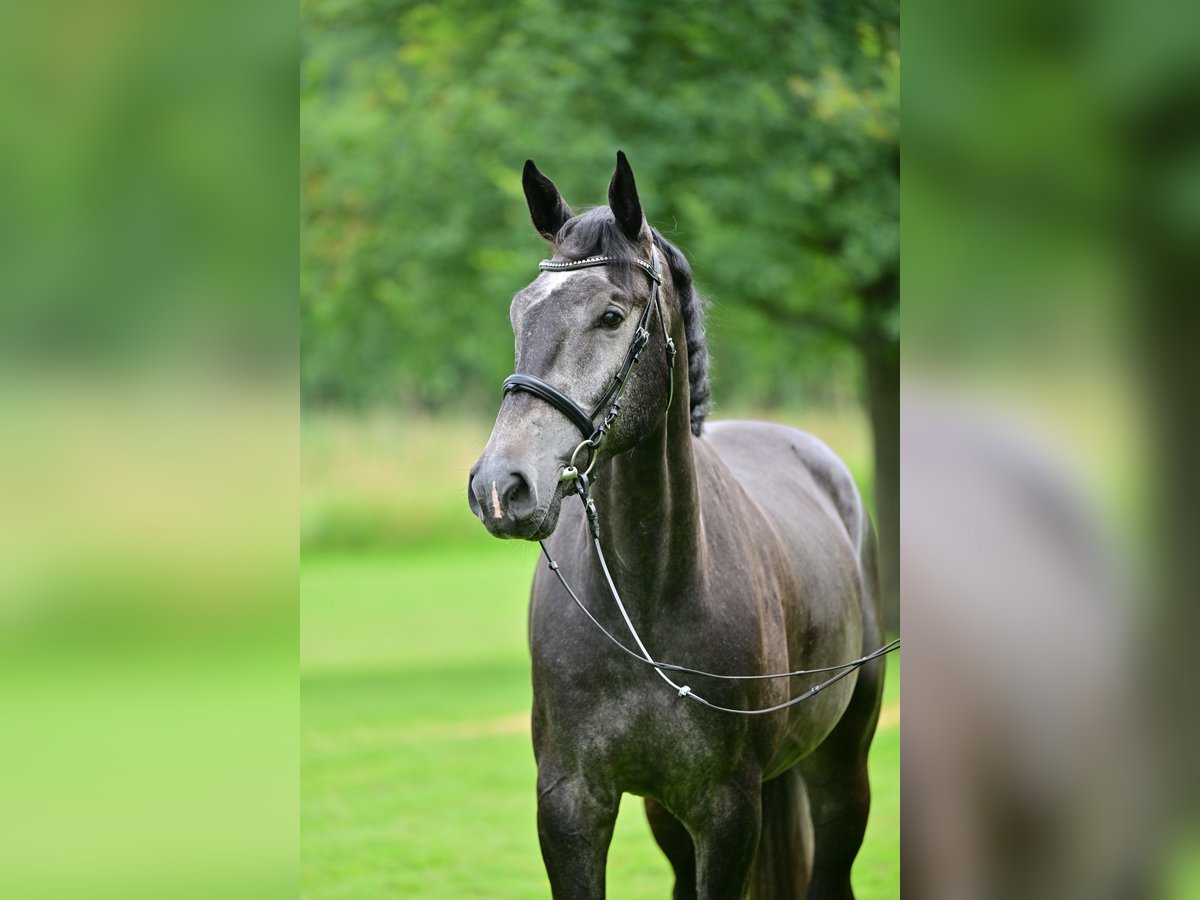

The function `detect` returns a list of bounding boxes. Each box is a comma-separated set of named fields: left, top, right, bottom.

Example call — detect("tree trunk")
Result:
left=861, top=275, right=900, bottom=634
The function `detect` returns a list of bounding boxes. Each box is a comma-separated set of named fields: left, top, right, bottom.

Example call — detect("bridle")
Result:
left=502, top=248, right=675, bottom=481
left=500, top=246, right=899, bottom=715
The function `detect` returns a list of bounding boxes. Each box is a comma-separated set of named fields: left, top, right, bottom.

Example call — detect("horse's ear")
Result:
left=608, top=150, right=646, bottom=243
left=522, top=160, right=573, bottom=242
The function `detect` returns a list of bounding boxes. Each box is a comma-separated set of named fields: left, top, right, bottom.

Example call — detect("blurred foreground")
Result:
left=0, top=378, right=296, bottom=899
left=0, top=0, right=295, bottom=895
left=904, top=0, right=1200, bottom=894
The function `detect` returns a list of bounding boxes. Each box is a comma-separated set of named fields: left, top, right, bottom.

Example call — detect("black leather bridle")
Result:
left=502, top=248, right=676, bottom=480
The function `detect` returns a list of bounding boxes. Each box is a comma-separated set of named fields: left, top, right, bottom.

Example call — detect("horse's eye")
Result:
left=601, top=310, right=625, bottom=329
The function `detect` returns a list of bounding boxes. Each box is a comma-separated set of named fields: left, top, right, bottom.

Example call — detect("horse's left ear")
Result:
left=523, top=159, right=573, bottom=242
left=608, top=150, right=647, bottom=243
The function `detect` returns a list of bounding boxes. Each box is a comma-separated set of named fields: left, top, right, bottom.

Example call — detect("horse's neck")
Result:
left=588, top=390, right=703, bottom=604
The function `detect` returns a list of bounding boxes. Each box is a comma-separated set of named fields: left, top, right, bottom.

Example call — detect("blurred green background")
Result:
left=3, top=0, right=1197, bottom=890
left=301, top=0, right=899, bottom=896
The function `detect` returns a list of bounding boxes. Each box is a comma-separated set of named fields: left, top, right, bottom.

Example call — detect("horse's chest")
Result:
left=534, top=674, right=751, bottom=796
left=530, top=582, right=776, bottom=793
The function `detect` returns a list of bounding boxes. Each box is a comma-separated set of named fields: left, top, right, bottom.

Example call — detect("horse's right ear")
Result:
left=522, top=160, right=573, bottom=242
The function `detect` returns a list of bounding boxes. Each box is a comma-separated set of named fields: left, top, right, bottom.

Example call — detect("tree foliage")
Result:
left=301, top=0, right=898, bottom=413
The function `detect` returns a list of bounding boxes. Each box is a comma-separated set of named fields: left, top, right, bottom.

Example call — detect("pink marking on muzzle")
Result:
left=491, top=480, right=502, bottom=519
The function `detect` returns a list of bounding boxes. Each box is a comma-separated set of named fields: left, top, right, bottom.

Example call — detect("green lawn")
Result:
left=302, top=539, right=899, bottom=898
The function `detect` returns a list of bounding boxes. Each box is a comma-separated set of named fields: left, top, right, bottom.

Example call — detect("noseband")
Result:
left=502, top=248, right=676, bottom=480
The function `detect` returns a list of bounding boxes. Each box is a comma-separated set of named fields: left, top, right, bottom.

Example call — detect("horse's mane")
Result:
left=554, top=208, right=711, bottom=436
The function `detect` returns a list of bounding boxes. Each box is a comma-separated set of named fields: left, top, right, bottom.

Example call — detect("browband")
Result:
left=539, top=255, right=661, bottom=283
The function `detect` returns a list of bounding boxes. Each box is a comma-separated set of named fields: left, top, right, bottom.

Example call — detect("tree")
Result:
left=302, top=0, right=900, bottom=625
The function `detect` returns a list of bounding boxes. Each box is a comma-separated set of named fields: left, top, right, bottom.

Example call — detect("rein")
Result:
left=540, top=479, right=900, bottom=714
left=502, top=249, right=899, bottom=715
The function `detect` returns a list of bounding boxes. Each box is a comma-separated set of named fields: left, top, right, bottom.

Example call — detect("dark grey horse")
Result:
left=468, top=152, right=885, bottom=899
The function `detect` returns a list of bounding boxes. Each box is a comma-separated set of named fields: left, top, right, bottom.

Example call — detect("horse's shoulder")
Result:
left=698, top=419, right=864, bottom=551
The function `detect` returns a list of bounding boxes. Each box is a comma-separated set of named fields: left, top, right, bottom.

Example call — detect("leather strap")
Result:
left=539, top=255, right=660, bottom=283
left=502, top=373, right=595, bottom=437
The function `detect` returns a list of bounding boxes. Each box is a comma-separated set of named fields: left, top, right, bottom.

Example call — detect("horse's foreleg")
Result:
left=536, top=769, right=619, bottom=900
left=681, top=776, right=763, bottom=900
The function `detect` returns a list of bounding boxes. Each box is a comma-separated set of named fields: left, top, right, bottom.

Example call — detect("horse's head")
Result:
left=468, top=151, right=678, bottom=540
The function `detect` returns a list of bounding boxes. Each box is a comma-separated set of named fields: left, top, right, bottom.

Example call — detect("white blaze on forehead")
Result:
left=519, top=270, right=585, bottom=311
left=491, top=480, right=502, bottom=519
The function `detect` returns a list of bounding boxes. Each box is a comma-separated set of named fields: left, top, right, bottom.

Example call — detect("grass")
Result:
left=301, top=539, right=899, bottom=898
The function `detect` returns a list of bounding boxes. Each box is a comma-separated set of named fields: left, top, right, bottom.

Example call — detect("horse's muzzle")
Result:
left=468, top=458, right=553, bottom=539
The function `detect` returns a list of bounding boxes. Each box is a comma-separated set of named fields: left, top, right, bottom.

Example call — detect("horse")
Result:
left=467, top=151, right=885, bottom=899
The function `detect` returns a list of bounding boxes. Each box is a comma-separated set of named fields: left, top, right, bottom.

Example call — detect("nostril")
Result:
left=505, top=471, right=529, bottom=502
left=501, top=470, right=537, bottom=520
left=470, top=460, right=540, bottom=528
left=466, top=472, right=481, bottom=515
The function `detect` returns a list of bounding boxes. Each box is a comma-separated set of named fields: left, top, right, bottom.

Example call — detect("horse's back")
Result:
left=700, top=419, right=865, bottom=556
